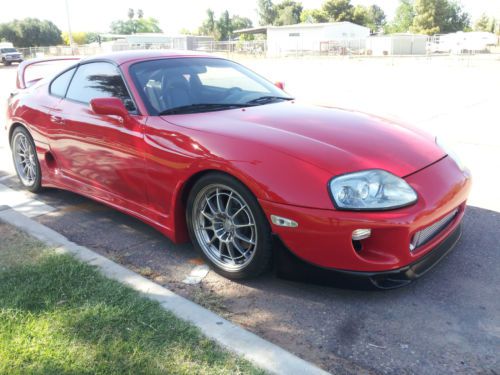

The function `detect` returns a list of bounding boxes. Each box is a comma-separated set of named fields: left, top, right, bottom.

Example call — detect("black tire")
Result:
left=186, top=172, right=272, bottom=279
left=11, top=127, right=42, bottom=192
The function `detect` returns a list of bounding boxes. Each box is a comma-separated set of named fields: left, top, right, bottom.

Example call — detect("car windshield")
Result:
left=1, top=48, right=18, bottom=53
left=130, top=57, right=292, bottom=115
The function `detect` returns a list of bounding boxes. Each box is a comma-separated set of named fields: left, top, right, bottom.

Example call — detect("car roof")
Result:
left=80, top=49, right=218, bottom=66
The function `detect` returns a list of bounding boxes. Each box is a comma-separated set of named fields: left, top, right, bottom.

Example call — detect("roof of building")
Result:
left=99, top=33, right=212, bottom=39
left=233, top=27, right=268, bottom=35
left=234, top=21, right=369, bottom=35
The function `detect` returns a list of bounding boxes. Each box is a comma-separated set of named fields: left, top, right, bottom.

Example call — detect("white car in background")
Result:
left=0, top=43, right=23, bottom=66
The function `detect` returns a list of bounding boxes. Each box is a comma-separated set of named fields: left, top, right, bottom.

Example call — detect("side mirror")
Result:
left=274, top=81, right=285, bottom=90
left=90, top=97, right=129, bottom=119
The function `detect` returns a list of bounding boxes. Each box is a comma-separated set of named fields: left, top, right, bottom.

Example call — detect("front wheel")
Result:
left=186, top=173, right=272, bottom=279
left=11, top=127, right=42, bottom=192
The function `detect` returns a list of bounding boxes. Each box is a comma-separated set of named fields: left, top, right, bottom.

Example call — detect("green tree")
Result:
left=440, top=0, right=470, bottom=33
left=274, top=0, right=303, bottom=25
left=110, top=10, right=162, bottom=34
left=366, top=5, right=386, bottom=32
left=239, top=33, right=255, bottom=41
left=386, top=0, right=415, bottom=33
left=85, top=32, right=101, bottom=44
left=411, top=0, right=442, bottom=34
left=0, top=18, right=62, bottom=47
left=62, top=31, right=88, bottom=45
left=352, top=5, right=369, bottom=26
left=216, top=10, right=232, bottom=41
left=258, top=0, right=277, bottom=25
left=0, top=23, right=16, bottom=44
left=179, top=28, right=192, bottom=35
left=474, top=13, right=490, bottom=31
left=231, top=16, right=253, bottom=31
left=199, top=9, right=216, bottom=36
left=199, top=10, right=253, bottom=40
left=322, top=0, right=354, bottom=22
left=134, top=18, right=162, bottom=33
left=475, top=15, right=499, bottom=34
left=492, top=19, right=499, bottom=34
left=411, top=0, right=470, bottom=35
left=300, top=9, right=329, bottom=23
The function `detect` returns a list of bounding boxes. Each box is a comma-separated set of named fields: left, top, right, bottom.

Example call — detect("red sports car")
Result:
left=6, top=51, right=471, bottom=288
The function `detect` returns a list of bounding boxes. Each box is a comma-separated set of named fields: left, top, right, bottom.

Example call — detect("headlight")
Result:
left=436, top=137, right=466, bottom=171
left=329, top=170, right=417, bottom=210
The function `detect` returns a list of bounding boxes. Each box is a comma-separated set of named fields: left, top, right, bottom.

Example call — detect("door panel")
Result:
left=50, top=100, right=148, bottom=208
left=49, top=61, right=148, bottom=209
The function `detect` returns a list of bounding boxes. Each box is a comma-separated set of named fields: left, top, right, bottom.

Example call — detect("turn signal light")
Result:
left=352, top=228, right=371, bottom=241
left=270, top=215, right=298, bottom=228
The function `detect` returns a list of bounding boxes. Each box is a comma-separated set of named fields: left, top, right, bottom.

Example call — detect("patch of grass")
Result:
left=0, top=224, right=48, bottom=269
left=0, top=223, right=264, bottom=374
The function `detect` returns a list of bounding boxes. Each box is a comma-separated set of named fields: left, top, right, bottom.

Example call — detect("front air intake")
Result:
left=410, top=209, right=458, bottom=251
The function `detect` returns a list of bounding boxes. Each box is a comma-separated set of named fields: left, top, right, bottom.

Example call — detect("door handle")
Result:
left=50, top=115, right=65, bottom=125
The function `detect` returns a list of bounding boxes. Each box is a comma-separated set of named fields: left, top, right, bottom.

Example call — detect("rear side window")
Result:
left=49, top=68, right=76, bottom=98
left=66, top=62, right=136, bottom=111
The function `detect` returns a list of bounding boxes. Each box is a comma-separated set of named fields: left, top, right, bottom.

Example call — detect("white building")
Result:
left=366, top=34, right=428, bottom=55
left=265, top=22, right=370, bottom=56
left=431, top=32, right=498, bottom=53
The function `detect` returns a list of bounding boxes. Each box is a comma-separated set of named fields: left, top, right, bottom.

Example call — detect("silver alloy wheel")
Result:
left=13, top=132, right=37, bottom=187
left=192, top=184, right=258, bottom=272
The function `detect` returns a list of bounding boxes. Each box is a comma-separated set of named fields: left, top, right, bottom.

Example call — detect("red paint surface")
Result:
left=6, top=51, right=471, bottom=271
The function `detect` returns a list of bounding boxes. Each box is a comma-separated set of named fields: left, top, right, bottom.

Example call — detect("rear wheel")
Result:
left=186, top=173, right=272, bottom=279
left=11, top=127, right=42, bottom=192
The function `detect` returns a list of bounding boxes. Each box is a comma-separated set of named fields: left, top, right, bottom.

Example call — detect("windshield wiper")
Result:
left=245, top=96, right=294, bottom=105
left=159, top=103, right=250, bottom=115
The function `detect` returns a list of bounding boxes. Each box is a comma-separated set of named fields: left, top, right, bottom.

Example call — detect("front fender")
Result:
left=184, top=132, right=336, bottom=210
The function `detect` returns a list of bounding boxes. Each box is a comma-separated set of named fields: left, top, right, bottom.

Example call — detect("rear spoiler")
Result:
left=16, top=56, right=81, bottom=89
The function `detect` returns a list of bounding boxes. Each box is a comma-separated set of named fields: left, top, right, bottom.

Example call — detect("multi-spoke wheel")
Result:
left=187, top=173, right=272, bottom=279
left=11, top=127, right=42, bottom=192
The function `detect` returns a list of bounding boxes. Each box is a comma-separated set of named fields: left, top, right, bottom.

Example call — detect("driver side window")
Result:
left=66, top=62, right=136, bottom=112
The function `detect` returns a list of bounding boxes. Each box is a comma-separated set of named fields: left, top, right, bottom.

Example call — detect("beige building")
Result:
left=366, top=34, right=428, bottom=55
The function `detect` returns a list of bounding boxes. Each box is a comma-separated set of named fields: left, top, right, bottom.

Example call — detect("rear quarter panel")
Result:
left=8, top=83, right=61, bottom=145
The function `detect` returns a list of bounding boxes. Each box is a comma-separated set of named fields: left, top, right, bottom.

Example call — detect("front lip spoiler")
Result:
left=273, top=224, right=462, bottom=290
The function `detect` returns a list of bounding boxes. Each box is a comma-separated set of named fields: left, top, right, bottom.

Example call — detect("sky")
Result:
left=0, top=0, right=498, bottom=34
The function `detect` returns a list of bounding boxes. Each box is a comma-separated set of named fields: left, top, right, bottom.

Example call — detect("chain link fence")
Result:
left=16, top=37, right=499, bottom=60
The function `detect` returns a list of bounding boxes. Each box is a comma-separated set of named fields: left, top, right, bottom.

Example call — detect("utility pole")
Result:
left=65, top=0, right=75, bottom=54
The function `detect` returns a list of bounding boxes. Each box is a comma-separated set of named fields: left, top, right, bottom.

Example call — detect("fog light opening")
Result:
left=352, top=240, right=363, bottom=252
left=352, top=229, right=371, bottom=253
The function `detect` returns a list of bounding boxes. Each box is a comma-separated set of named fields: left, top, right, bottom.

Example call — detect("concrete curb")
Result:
left=0, top=207, right=330, bottom=375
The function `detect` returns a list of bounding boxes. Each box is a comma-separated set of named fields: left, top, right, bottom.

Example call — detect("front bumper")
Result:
left=3, top=56, right=23, bottom=63
left=272, top=223, right=462, bottom=289
left=260, top=156, right=471, bottom=278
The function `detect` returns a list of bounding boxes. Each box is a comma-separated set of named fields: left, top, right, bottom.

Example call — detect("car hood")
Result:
left=162, top=101, right=444, bottom=177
